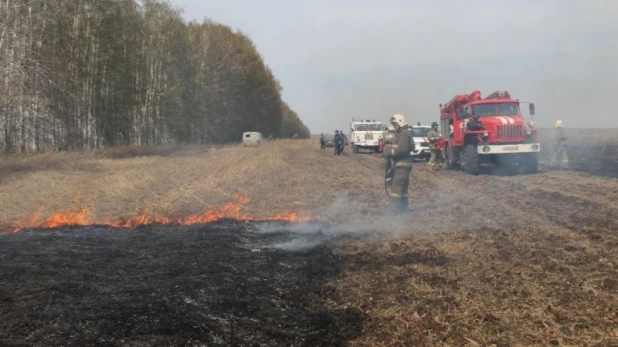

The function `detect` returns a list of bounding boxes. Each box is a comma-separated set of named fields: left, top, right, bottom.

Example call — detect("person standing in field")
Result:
left=383, top=125, right=395, bottom=146
left=380, top=125, right=395, bottom=153
left=339, top=130, right=347, bottom=153
left=383, top=114, right=415, bottom=214
left=334, top=130, right=343, bottom=155
left=319, top=133, right=325, bottom=149
left=427, top=122, right=443, bottom=170
left=552, top=120, right=569, bottom=169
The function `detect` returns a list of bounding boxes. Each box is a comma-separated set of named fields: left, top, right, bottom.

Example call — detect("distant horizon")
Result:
left=169, top=1, right=618, bottom=133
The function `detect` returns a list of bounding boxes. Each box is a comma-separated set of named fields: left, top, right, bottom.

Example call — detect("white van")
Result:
left=242, top=132, right=263, bottom=146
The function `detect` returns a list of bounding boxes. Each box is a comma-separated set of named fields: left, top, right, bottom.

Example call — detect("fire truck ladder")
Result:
left=484, top=90, right=511, bottom=100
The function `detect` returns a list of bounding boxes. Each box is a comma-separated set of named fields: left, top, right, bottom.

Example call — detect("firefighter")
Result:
left=380, top=125, right=394, bottom=153
left=552, top=120, right=569, bottom=169
left=427, top=122, right=443, bottom=170
left=383, top=125, right=395, bottom=146
left=339, top=130, right=347, bottom=152
left=319, top=133, right=325, bottom=149
left=381, top=125, right=396, bottom=157
left=384, top=114, right=414, bottom=214
left=334, top=130, right=343, bottom=155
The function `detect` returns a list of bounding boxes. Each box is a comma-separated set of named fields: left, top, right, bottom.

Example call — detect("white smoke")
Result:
left=252, top=196, right=410, bottom=251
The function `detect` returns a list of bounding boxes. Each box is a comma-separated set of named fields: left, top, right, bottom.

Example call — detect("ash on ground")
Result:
left=0, top=220, right=364, bottom=346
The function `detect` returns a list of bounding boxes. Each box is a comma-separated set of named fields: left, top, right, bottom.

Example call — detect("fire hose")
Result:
left=384, top=156, right=394, bottom=198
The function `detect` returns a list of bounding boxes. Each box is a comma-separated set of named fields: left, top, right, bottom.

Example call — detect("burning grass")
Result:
left=8, top=193, right=314, bottom=234
left=1, top=140, right=364, bottom=232
left=2, top=137, right=618, bottom=345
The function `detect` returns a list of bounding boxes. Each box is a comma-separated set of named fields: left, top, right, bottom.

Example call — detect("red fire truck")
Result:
left=439, top=90, right=539, bottom=175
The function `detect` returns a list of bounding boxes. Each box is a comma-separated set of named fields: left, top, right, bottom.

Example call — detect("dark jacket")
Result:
left=392, top=126, right=414, bottom=167
left=334, top=133, right=343, bottom=145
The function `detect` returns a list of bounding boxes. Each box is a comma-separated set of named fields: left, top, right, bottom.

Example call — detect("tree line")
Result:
left=0, top=0, right=310, bottom=153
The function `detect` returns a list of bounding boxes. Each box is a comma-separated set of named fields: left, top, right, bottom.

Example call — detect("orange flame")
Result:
left=42, top=208, right=92, bottom=228
left=10, top=206, right=44, bottom=233
left=6, top=194, right=316, bottom=233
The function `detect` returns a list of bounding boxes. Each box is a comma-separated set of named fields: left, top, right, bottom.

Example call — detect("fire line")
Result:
left=7, top=194, right=315, bottom=234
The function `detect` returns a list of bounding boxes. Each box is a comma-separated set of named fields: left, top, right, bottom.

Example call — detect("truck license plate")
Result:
left=503, top=146, right=519, bottom=151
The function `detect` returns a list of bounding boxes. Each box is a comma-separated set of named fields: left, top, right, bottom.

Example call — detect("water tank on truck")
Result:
left=438, top=90, right=540, bottom=175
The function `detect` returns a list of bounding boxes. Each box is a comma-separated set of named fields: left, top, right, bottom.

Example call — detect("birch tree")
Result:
left=0, top=0, right=310, bottom=154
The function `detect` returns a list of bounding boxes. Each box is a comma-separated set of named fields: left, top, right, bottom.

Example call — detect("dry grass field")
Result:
left=1, top=136, right=617, bottom=346
left=537, top=128, right=618, bottom=177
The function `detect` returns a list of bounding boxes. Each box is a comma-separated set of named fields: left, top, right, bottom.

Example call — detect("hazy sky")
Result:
left=169, top=0, right=618, bottom=132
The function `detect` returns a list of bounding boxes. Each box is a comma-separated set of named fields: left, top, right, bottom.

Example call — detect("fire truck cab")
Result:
left=439, top=90, right=540, bottom=175
left=349, top=119, right=385, bottom=153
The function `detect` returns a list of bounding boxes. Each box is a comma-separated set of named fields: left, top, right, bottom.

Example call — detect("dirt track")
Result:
left=1, top=140, right=617, bottom=346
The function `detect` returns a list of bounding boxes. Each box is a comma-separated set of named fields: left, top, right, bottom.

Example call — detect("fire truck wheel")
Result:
left=463, top=144, right=480, bottom=175
left=442, top=149, right=451, bottom=170
left=353, top=145, right=359, bottom=153
left=522, top=153, right=539, bottom=174
left=445, top=147, right=461, bottom=170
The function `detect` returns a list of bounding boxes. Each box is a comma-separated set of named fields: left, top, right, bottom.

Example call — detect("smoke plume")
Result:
left=252, top=196, right=410, bottom=251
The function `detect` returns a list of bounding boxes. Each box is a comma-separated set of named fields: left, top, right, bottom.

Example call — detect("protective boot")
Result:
left=399, top=197, right=409, bottom=213
left=386, top=198, right=402, bottom=215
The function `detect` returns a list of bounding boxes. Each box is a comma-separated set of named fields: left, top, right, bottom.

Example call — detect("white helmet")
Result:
left=389, top=114, right=407, bottom=127
left=555, top=119, right=563, bottom=128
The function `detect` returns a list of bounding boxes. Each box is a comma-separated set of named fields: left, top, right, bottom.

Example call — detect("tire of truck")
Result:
left=443, top=146, right=451, bottom=170
left=463, top=144, right=480, bottom=175
left=521, top=153, right=539, bottom=174
left=353, top=145, right=359, bottom=154
left=446, top=146, right=461, bottom=170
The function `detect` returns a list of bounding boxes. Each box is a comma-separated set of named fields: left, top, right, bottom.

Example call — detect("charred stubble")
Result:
left=1, top=138, right=618, bottom=345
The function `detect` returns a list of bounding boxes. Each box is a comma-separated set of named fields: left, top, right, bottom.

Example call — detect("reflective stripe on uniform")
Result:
left=395, top=161, right=413, bottom=168
left=390, top=193, right=401, bottom=198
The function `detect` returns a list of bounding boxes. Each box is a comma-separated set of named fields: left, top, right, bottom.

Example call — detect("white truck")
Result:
left=410, top=124, right=432, bottom=160
left=349, top=119, right=386, bottom=153
left=242, top=131, right=264, bottom=146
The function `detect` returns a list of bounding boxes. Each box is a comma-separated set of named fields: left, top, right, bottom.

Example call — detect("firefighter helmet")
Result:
left=431, top=121, right=438, bottom=129
left=389, top=114, right=407, bottom=127
left=555, top=120, right=563, bottom=128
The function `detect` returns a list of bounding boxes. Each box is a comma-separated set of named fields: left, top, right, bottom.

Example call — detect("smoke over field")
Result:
left=537, top=128, right=618, bottom=177
left=1, top=139, right=617, bottom=345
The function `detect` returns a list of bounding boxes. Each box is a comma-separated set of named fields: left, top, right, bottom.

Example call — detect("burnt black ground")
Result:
left=0, top=220, right=364, bottom=346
